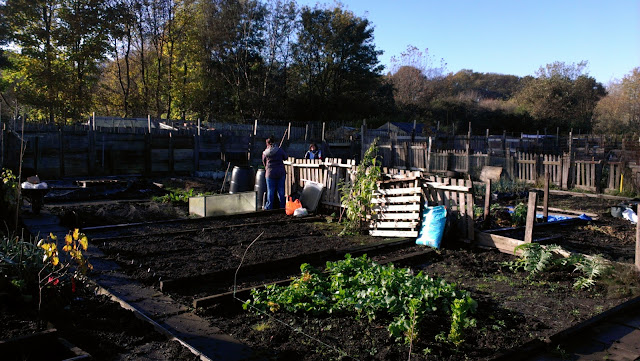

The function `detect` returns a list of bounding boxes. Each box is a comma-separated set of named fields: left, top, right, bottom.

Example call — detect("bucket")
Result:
left=255, top=169, right=267, bottom=209
left=229, top=166, right=254, bottom=194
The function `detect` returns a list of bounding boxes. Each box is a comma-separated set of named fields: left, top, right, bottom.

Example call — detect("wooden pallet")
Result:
left=369, top=178, right=422, bottom=237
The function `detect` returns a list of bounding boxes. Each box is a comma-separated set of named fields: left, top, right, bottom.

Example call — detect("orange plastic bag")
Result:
left=285, top=196, right=302, bottom=216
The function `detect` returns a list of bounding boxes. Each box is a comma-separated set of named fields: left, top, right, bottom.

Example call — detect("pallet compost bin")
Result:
left=189, top=191, right=257, bottom=217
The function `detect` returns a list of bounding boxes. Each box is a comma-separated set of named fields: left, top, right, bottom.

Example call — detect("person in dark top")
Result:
left=304, top=143, right=322, bottom=160
left=262, top=135, right=287, bottom=210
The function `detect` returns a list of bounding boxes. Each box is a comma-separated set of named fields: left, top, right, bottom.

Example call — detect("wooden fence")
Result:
left=364, top=138, right=640, bottom=193
left=283, top=158, right=357, bottom=210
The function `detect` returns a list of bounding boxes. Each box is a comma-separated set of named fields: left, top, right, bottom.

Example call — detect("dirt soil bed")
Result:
left=14, top=182, right=639, bottom=360
left=205, top=247, right=639, bottom=360
left=0, top=282, right=196, bottom=360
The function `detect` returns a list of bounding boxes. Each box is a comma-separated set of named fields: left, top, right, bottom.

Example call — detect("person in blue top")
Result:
left=262, top=135, right=287, bottom=210
left=304, top=143, right=322, bottom=160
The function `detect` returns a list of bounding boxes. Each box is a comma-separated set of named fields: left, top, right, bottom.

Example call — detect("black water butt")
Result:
left=229, top=166, right=254, bottom=194
left=255, top=169, right=267, bottom=209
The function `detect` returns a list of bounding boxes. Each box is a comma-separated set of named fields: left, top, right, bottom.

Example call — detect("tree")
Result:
left=57, top=0, right=111, bottom=120
left=514, top=61, right=605, bottom=130
left=3, top=0, right=65, bottom=123
left=289, top=5, right=383, bottom=121
left=593, top=68, right=640, bottom=134
left=257, top=0, right=297, bottom=119
left=2, top=0, right=113, bottom=123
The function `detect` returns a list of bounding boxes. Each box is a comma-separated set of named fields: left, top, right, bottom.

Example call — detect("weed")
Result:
left=570, top=309, right=580, bottom=317
left=252, top=322, right=270, bottom=331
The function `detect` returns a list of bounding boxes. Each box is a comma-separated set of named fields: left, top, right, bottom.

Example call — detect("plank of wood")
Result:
left=423, top=182, right=472, bottom=192
left=524, top=192, right=538, bottom=243
left=373, top=187, right=422, bottom=196
left=370, top=221, right=419, bottom=229
left=371, top=195, right=422, bottom=204
left=369, top=212, right=420, bottom=220
left=369, top=230, right=419, bottom=237
left=371, top=204, right=421, bottom=212
left=474, top=231, right=524, bottom=255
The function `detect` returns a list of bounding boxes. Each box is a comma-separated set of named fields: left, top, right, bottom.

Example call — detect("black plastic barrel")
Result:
left=255, top=169, right=267, bottom=209
left=229, top=166, right=254, bottom=194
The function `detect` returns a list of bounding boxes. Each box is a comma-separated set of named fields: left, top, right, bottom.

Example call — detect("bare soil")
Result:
left=0, top=282, right=197, bottom=361
left=6, top=179, right=640, bottom=360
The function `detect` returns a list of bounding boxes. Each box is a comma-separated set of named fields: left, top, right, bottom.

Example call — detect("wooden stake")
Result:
left=524, top=192, right=538, bottom=243
left=543, top=172, right=549, bottom=222
left=483, top=179, right=491, bottom=227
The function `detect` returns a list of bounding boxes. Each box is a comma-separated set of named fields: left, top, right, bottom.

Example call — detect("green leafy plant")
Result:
left=571, top=254, right=609, bottom=290
left=244, top=254, right=477, bottom=349
left=502, top=243, right=608, bottom=290
left=492, top=178, right=527, bottom=194
left=152, top=188, right=208, bottom=203
left=511, top=202, right=528, bottom=227
left=502, top=243, right=562, bottom=275
left=338, top=140, right=381, bottom=235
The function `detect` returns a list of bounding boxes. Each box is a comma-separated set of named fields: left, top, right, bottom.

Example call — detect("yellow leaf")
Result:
left=52, top=257, right=59, bottom=266
left=65, top=234, right=72, bottom=245
left=73, top=229, right=80, bottom=241
left=79, top=237, right=88, bottom=251
left=49, top=233, right=57, bottom=241
left=63, top=244, right=71, bottom=252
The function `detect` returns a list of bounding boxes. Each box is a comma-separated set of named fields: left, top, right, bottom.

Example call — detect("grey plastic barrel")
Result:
left=255, top=169, right=267, bottom=209
left=229, top=166, right=254, bottom=194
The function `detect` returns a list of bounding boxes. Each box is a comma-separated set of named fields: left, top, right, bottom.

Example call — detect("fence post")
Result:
left=426, top=136, right=432, bottom=172
left=595, top=159, right=603, bottom=193
left=502, top=130, right=507, bottom=157
left=88, top=114, right=96, bottom=176
left=466, top=122, right=471, bottom=173
left=483, top=179, right=491, bottom=227
left=194, top=118, right=201, bottom=171
left=561, top=153, right=571, bottom=190
left=58, top=126, right=65, bottom=177
left=505, top=152, right=514, bottom=181
left=543, top=172, right=549, bottom=222
left=168, top=132, right=174, bottom=174
left=524, top=191, right=538, bottom=243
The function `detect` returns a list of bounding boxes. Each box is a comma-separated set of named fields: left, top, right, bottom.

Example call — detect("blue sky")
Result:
left=296, top=0, right=639, bottom=85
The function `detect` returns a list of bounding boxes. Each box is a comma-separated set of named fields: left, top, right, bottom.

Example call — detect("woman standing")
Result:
left=262, top=135, right=287, bottom=209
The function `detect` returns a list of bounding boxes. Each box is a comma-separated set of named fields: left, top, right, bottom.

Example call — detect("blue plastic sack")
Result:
left=416, top=205, right=447, bottom=248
